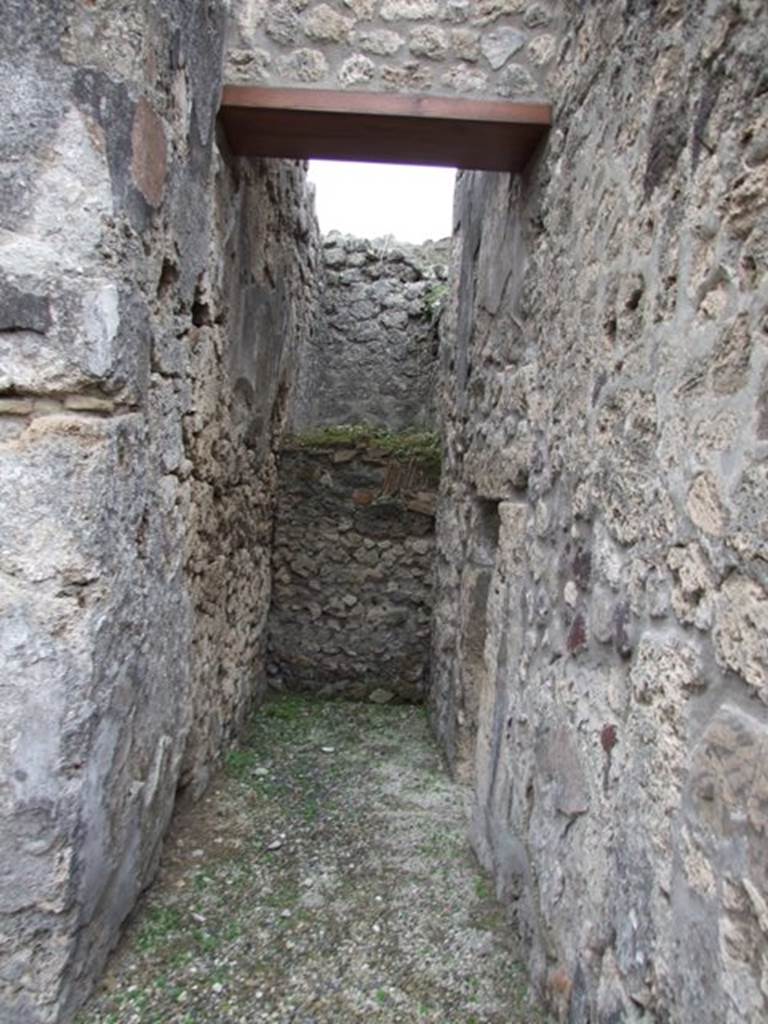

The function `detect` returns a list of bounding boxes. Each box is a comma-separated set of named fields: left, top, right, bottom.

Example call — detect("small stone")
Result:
left=338, top=54, right=376, bottom=86
left=0, top=398, right=33, bottom=415
left=369, top=688, right=394, bottom=704
left=380, top=0, right=439, bottom=19
left=321, top=746, right=336, bottom=753
left=342, top=0, right=376, bottom=12
left=474, top=0, right=526, bottom=23
left=280, top=908, right=292, bottom=918
left=496, top=62, right=538, bottom=96
left=212, top=982, right=224, bottom=994
left=332, top=448, right=358, bottom=463
left=687, top=473, right=726, bottom=536
left=266, top=3, right=301, bottom=45
left=276, top=48, right=329, bottom=83
left=64, top=395, right=115, bottom=413
left=354, top=29, right=403, bottom=55
left=451, top=28, right=481, bottom=62
left=409, top=25, right=449, bottom=60
left=481, top=27, right=526, bottom=69
left=444, top=0, right=470, bottom=22
left=302, top=4, right=352, bottom=42
left=266, top=839, right=283, bottom=851
left=528, top=33, right=556, bottom=66
left=563, top=580, right=578, bottom=608
left=523, top=2, right=552, bottom=27
left=441, top=64, right=489, bottom=92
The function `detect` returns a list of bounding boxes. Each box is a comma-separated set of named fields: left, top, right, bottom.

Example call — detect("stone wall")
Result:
left=269, top=441, right=437, bottom=701
left=0, top=3, right=318, bottom=1021
left=431, top=2, right=768, bottom=1022
left=226, top=0, right=563, bottom=100
left=292, top=232, right=447, bottom=432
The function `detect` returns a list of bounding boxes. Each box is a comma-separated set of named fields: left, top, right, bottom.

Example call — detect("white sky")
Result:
left=307, top=160, right=456, bottom=243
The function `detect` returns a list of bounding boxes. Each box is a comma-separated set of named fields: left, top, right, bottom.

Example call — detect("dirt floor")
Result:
left=77, top=697, right=547, bottom=1024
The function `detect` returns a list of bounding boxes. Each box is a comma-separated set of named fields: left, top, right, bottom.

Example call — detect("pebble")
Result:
left=368, top=688, right=394, bottom=704
left=320, top=746, right=336, bottom=754
left=266, top=839, right=283, bottom=851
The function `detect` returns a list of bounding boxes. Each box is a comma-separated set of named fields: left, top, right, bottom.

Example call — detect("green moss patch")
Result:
left=284, top=425, right=441, bottom=475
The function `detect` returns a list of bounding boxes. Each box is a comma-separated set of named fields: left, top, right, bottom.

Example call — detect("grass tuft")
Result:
left=284, top=424, right=441, bottom=475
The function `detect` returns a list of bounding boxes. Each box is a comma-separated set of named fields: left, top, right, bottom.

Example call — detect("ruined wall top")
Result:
left=226, top=0, right=563, bottom=101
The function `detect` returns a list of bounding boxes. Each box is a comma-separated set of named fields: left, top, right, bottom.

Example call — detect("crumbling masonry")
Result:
left=1, top=2, right=767, bottom=1023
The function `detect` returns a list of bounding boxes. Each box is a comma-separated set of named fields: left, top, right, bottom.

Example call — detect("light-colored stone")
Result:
left=0, top=398, right=34, bottom=416
left=527, top=33, right=556, bottom=65
left=409, top=26, right=449, bottom=61
left=380, top=0, right=440, bottom=20
left=342, top=0, right=377, bottom=15
left=687, top=472, right=727, bottom=536
left=266, top=2, right=301, bottom=44
left=714, top=576, right=768, bottom=702
left=353, top=29, right=403, bottom=55
left=441, top=64, right=488, bottom=92
left=338, top=53, right=376, bottom=85
left=474, top=0, right=527, bottom=27
left=481, top=27, right=526, bottom=69
left=223, top=0, right=552, bottom=99
left=451, top=28, right=481, bottom=62
left=276, top=48, right=329, bottom=81
left=302, top=4, right=353, bottom=43
left=63, top=395, right=116, bottom=413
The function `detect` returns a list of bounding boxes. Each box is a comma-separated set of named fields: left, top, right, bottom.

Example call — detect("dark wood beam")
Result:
left=219, top=86, right=551, bottom=171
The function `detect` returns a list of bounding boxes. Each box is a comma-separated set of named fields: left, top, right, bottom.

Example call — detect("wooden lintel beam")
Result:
left=219, top=86, right=551, bottom=172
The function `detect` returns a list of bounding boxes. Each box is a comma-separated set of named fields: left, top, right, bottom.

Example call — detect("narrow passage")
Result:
left=77, top=697, right=546, bottom=1024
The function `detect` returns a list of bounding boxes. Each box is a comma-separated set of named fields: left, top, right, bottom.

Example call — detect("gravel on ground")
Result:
left=76, top=696, right=548, bottom=1024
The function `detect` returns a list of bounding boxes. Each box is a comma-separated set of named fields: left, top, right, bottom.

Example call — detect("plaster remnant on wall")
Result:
left=130, top=97, right=167, bottom=207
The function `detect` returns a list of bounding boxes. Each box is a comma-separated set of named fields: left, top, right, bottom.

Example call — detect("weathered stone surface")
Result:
left=302, top=4, right=353, bottom=42
left=224, top=0, right=562, bottom=98
left=0, top=3, right=320, bottom=1021
left=276, top=47, right=329, bottom=81
left=353, top=28, right=404, bottom=55
left=409, top=25, right=450, bottom=60
left=291, top=233, right=448, bottom=433
left=268, top=447, right=437, bottom=702
left=431, top=3, right=768, bottom=1021
left=480, top=27, right=526, bottom=68
left=714, top=576, right=768, bottom=703
left=380, top=0, right=440, bottom=19
left=338, top=53, right=376, bottom=84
